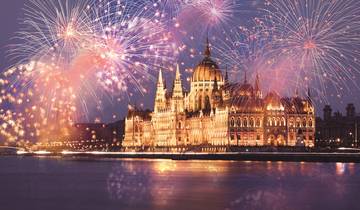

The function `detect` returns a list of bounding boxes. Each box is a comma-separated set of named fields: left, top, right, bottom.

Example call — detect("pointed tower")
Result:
left=154, top=69, right=167, bottom=112
left=171, top=64, right=184, bottom=112
left=222, top=66, right=230, bottom=102
left=224, top=66, right=229, bottom=86
left=172, top=64, right=183, bottom=98
left=213, top=75, right=218, bottom=91
left=212, top=75, right=223, bottom=109
left=294, top=88, right=299, bottom=98
left=254, top=72, right=262, bottom=98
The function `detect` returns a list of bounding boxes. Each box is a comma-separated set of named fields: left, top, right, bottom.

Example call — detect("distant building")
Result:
left=123, top=40, right=315, bottom=150
left=316, top=104, right=360, bottom=147
left=35, top=120, right=125, bottom=151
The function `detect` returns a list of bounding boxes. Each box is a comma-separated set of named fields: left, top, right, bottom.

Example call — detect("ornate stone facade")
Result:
left=123, top=41, right=315, bottom=149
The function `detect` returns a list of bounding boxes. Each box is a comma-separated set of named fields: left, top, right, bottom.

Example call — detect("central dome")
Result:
left=191, top=39, right=223, bottom=82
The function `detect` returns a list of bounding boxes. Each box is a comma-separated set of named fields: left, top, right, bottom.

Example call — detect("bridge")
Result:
left=0, top=146, right=26, bottom=154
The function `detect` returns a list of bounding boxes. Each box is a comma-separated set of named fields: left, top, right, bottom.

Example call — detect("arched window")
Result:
left=236, top=117, right=241, bottom=127
left=309, top=118, right=313, bottom=127
left=289, top=118, right=294, bottom=127
left=272, top=118, right=276, bottom=126
left=249, top=118, right=255, bottom=127
left=256, top=118, right=261, bottom=127
left=178, top=121, right=182, bottom=129
left=296, top=118, right=301, bottom=127
left=302, top=118, right=307, bottom=127
left=244, top=118, right=248, bottom=127
left=230, top=117, right=235, bottom=127
left=276, top=118, right=280, bottom=126
left=281, top=117, right=286, bottom=126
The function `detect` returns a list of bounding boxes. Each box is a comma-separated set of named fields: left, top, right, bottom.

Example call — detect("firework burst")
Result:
left=0, top=0, right=176, bottom=145
left=213, top=19, right=272, bottom=77
left=0, top=0, right=96, bottom=146
left=263, top=0, right=360, bottom=100
left=90, top=0, right=176, bottom=95
left=8, top=0, right=94, bottom=66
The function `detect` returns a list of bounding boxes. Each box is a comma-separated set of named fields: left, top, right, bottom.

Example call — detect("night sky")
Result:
left=0, top=0, right=359, bottom=122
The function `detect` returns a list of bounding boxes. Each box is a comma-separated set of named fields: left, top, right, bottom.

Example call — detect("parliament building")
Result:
left=123, top=40, right=315, bottom=150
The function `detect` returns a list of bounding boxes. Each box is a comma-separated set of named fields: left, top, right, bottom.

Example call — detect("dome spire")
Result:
left=244, top=70, right=248, bottom=84
left=225, top=65, right=229, bottom=84
left=204, top=36, right=211, bottom=57
left=254, top=72, right=260, bottom=90
left=295, top=88, right=299, bottom=97
left=254, top=72, right=262, bottom=98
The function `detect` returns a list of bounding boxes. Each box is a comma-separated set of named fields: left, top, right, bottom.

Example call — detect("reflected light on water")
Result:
left=153, top=160, right=177, bottom=173
left=1, top=157, right=360, bottom=210
left=336, top=162, right=346, bottom=176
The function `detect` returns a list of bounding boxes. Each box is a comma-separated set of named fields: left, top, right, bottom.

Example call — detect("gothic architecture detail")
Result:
left=123, top=40, right=315, bottom=149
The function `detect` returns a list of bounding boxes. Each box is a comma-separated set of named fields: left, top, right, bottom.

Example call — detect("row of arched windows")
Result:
left=288, top=117, right=313, bottom=128
left=230, top=117, right=261, bottom=128
left=267, top=117, right=286, bottom=127
left=230, top=116, right=314, bottom=128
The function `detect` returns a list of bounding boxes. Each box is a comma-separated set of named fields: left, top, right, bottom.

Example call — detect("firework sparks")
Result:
left=8, top=0, right=94, bottom=66
left=263, top=0, right=360, bottom=100
left=2, top=0, right=360, bottom=147
left=90, top=0, right=176, bottom=95
left=0, top=0, right=176, bottom=146
left=178, top=0, right=238, bottom=27
left=213, top=19, right=272, bottom=77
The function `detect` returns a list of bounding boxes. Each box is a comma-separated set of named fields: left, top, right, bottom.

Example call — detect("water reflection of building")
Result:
left=123, top=40, right=315, bottom=150
left=316, top=104, right=360, bottom=147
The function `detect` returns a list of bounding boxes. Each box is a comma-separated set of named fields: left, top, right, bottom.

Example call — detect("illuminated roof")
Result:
left=191, top=39, right=223, bottom=82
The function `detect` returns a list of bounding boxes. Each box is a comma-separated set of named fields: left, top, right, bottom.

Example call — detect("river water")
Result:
left=0, top=156, right=359, bottom=210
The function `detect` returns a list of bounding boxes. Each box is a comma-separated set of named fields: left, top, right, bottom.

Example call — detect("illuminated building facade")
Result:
left=123, top=41, right=315, bottom=149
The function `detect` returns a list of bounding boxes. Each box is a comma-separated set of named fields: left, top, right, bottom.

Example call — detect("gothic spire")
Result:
left=295, top=88, right=299, bottom=98
left=213, top=75, right=218, bottom=90
left=254, top=72, right=260, bottom=91
left=175, top=64, right=181, bottom=80
left=172, top=64, right=183, bottom=98
left=307, top=87, right=312, bottom=103
left=156, top=69, right=165, bottom=90
left=225, top=65, right=229, bottom=85
left=154, top=69, right=167, bottom=112
left=254, top=72, right=262, bottom=98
